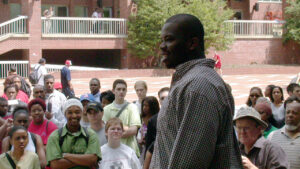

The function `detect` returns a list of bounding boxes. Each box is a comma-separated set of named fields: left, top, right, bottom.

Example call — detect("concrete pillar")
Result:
left=120, top=49, right=129, bottom=68
left=119, top=0, right=132, bottom=19
left=282, top=0, right=287, bottom=20
left=22, top=0, right=42, bottom=64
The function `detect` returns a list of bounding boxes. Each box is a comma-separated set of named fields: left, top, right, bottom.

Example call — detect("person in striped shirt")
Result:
left=268, top=95, right=300, bottom=169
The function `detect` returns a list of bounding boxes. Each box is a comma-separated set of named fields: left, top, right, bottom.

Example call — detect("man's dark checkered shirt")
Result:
left=150, top=58, right=243, bottom=169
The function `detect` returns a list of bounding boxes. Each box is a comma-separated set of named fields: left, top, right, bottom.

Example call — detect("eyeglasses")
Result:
left=250, top=94, right=260, bottom=98
left=236, top=126, right=255, bottom=132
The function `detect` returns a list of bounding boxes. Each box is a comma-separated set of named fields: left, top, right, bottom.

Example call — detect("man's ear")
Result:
left=187, top=37, right=199, bottom=50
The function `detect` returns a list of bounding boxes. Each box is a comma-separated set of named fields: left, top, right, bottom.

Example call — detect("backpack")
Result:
left=58, top=127, right=89, bottom=148
left=29, top=65, right=41, bottom=85
left=21, top=78, right=32, bottom=97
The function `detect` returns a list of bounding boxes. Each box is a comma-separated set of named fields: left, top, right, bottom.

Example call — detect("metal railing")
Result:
left=0, top=61, right=29, bottom=79
left=224, top=20, right=284, bottom=38
left=41, top=17, right=127, bottom=37
left=31, top=64, right=114, bottom=73
left=0, top=16, right=28, bottom=38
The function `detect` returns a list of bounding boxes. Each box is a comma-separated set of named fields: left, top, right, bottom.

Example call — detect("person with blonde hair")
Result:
left=100, top=117, right=141, bottom=169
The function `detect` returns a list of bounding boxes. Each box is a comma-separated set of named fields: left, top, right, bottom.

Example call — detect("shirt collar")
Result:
left=171, top=58, right=215, bottom=85
left=93, top=91, right=101, bottom=96
left=240, top=135, right=264, bottom=155
left=280, top=126, right=300, bottom=139
left=62, top=125, right=88, bottom=137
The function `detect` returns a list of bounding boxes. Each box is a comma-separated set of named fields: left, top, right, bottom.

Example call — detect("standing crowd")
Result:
left=0, top=14, right=300, bottom=169
left=0, top=61, right=169, bottom=168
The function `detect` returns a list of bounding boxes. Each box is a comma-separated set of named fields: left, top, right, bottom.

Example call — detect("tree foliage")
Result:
left=127, top=0, right=234, bottom=59
left=283, top=0, right=300, bottom=43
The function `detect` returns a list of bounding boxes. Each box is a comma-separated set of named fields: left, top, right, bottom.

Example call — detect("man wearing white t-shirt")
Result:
left=34, top=58, right=48, bottom=86
left=100, top=117, right=141, bottom=169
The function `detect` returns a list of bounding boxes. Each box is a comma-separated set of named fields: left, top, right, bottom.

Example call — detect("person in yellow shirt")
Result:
left=0, top=126, right=40, bottom=169
left=103, top=79, right=141, bottom=157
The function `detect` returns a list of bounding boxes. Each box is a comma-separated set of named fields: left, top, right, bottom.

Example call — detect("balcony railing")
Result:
left=41, top=17, right=127, bottom=38
left=0, top=61, right=29, bottom=79
left=0, top=16, right=28, bottom=40
left=224, top=20, right=284, bottom=38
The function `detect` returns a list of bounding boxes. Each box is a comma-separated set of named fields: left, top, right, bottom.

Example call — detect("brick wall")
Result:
left=228, top=0, right=282, bottom=20
left=208, top=38, right=300, bottom=65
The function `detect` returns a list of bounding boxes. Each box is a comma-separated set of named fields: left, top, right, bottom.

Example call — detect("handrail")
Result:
left=41, top=16, right=126, bottom=21
left=41, top=17, right=127, bottom=36
left=225, top=20, right=285, bottom=23
left=0, top=61, right=29, bottom=78
left=224, top=20, right=284, bottom=38
left=0, top=16, right=28, bottom=27
left=0, top=16, right=28, bottom=37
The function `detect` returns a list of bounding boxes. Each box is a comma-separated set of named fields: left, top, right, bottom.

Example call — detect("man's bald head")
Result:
left=166, top=14, right=205, bottom=53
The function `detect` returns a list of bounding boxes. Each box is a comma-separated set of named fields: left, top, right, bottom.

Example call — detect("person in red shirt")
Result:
left=213, top=51, right=223, bottom=76
left=28, top=98, right=57, bottom=149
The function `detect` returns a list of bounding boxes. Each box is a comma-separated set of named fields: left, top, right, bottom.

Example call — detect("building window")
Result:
left=233, top=11, right=242, bottom=20
left=75, top=6, right=88, bottom=17
left=41, top=5, right=69, bottom=17
left=103, top=7, right=113, bottom=18
left=258, top=0, right=282, bottom=2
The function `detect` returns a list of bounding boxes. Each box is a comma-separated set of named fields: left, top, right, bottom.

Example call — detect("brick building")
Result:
left=0, top=0, right=299, bottom=68
left=211, top=0, right=300, bottom=65
left=0, top=0, right=134, bottom=68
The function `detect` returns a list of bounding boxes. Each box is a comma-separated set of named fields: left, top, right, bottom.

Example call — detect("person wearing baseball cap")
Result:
left=61, top=60, right=74, bottom=98
left=234, top=107, right=288, bottom=169
left=46, top=98, right=101, bottom=168
left=80, top=94, right=95, bottom=128
left=86, top=102, right=107, bottom=147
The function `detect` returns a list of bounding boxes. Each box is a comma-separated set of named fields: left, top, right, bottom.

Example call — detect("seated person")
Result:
left=46, top=98, right=101, bottom=169
left=234, top=107, right=288, bottom=169
left=2, top=106, right=47, bottom=168
left=28, top=98, right=58, bottom=148
left=100, top=117, right=141, bottom=169
left=86, top=102, right=107, bottom=147
left=0, top=126, right=40, bottom=169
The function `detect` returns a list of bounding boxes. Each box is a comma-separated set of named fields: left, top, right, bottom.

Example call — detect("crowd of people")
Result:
left=0, top=14, right=300, bottom=169
left=0, top=66, right=169, bottom=168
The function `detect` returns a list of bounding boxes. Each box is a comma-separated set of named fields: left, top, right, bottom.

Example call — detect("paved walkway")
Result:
left=71, top=73, right=295, bottom=106
left=0, top=70, right=297, bottom=107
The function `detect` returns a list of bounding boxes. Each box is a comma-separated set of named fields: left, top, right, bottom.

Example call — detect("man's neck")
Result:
left=285, top=127, right=300, bottom=139
left=67, top=124, right=80, bottom=133
left=91, top=120, right=104, bottom=131
left=46, top=89, right=54, bottom=94
left=115, top=99, right=125, bottom=105
left=108, top=140, right=121, bottom=149
left=92, top=91, right=99, bottom=95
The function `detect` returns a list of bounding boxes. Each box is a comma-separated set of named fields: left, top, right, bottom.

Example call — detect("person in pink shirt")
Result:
left=2, top=84, right=29, bottom=103
left=28, top=98, right=57, bottom=147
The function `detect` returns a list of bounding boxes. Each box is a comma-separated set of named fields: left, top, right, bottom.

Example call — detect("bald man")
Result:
left=150, top=14, right=242, bottom=168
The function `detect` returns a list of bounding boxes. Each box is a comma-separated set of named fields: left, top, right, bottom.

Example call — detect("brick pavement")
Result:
left=0, top=69, right=298, bottom=107
left=70, top=73, right=295, bottom=107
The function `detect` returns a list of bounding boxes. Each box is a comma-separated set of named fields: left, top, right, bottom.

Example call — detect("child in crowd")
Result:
left=100, top=117, right=141, bottom=169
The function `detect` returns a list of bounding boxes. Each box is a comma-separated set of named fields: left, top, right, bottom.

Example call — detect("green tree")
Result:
left=283, top=0, right=300, bottom=43
left=127, top=0, right=234, bottom=59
